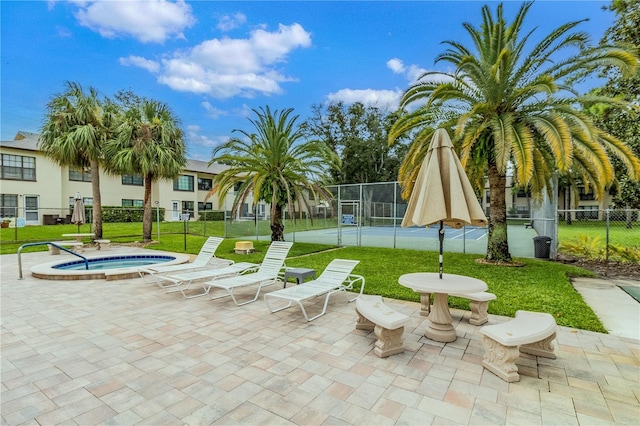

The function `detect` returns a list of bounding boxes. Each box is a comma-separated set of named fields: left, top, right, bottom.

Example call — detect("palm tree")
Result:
left=389, top=2, right=640, bottom=262
left=105, top=100, right=186, bottom=242
left=39, top=81, right=117, bottom=239
left=207, top=106, right=340, bottom=241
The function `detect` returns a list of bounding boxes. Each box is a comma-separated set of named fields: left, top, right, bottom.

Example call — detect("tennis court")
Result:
left=323, top=224, right=488, bottom=240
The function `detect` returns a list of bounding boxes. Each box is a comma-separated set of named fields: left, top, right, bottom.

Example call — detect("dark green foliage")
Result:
left=197, top=211, right=225, bottom=221
left=101, top=206, right=165, bottom=223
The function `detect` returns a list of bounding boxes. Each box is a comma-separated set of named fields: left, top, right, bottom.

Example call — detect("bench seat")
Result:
left=355, top=295, right=409, bottom=357
left=94, top=239, right=111, bottom=250
left=450, top=291, right=497, bottom=325
left=481, top=310, right=557, bottom=382
left=48, top=241, right=84, bottom=255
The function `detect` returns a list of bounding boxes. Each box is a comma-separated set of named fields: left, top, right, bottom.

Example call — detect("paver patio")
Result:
left=1, top=247, right=639, bottom=425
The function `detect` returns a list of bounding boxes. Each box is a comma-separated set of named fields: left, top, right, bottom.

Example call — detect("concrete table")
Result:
left=283, top=268, right=316, bottom=288
left=399, top=272, right=487, bottom=343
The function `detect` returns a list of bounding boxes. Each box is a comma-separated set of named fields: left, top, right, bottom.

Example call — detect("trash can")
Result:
left=533, top=236, right=552, bottom=259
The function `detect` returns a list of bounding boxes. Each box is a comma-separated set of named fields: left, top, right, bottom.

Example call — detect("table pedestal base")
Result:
left=424, top=293, right=457, bottom=343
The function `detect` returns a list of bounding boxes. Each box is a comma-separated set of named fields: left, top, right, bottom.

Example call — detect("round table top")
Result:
left=399, top=272, right=487, bottom=294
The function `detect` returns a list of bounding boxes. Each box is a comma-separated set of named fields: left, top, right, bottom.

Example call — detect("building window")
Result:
left=122, top=199, right=143, bottom=207
left=0, top=194, right=18, bottom=217
left=198, top=178, right=212, bottom=191
left=69, top=167, right=92, bottom=182
left=173, top=175, right=194, bottom=191
left=198, top=202, right=213, bottom=211
left=69, top=197, right=93, bottom=207
left=181, top=201, right=194, bottom=213
left=578, top=187, right=595, bottom=201
left=122, top=174, right=143, bottom=186
left=1, top=154, right=36, bottom=181
left=485, top=191, right=490, bottom=204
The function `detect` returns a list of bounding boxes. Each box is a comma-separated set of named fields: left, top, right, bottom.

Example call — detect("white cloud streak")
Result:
left=217, top=13, right=247, bottom=32
left=126, top=23, right=312, bottom=99
left=73, top=0, right=196, bottom=43
left=326, top=88, right=402, bottom=110
left=119, top=56, right=160, bottom=73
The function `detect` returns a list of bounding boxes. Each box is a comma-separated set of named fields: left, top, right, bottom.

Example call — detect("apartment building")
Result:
left=0, top=131, right=264, bottom=225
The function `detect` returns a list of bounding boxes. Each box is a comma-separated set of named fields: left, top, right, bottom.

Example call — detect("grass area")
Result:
left=558, top=221, right=638, bottom=245
left=1, top=224, right=603, bottom=333
left=141, top=235, right=602, bottom=332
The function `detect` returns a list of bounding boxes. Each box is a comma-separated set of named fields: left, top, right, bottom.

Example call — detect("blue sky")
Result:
left=1, top=0, right=614, bottom=161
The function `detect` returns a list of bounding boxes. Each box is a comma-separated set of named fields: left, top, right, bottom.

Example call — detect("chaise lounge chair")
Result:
left=137, top=236, right=232, bottom=286
left=264, top=259, right=365, bottom=321
left=206, top=241, right=293, bottom=306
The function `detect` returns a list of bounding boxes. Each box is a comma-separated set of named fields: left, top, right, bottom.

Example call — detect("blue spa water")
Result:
left=53, top=255, right=176, bottom=271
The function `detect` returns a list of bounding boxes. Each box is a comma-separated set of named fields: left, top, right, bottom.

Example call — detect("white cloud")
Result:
left=326, top=88, right=402, bottom=110
left=186, top=125, right=229, bottom=151
left=119, top=56, right=160, bottom=73
left=73, top=0, right=196, bottom=43
left=217, top=13, right=247, bottom=32
left=128, top=23, right=312, bottom=98
left=387, top=57, right=428, bottom=83
left=387, top=57, right=453, bottom=84
left=386, top=58, right=405, bottom=74
left=201, top=102, right=228, bottom=119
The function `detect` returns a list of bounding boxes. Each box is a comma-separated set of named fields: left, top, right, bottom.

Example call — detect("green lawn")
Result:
left=1, top=223, right=603, bottom=333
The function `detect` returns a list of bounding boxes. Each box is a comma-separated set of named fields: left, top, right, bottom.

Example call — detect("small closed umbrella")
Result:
left=71, top=192, right=85, bottom=233
left=401, top=128, right=488, bottom=278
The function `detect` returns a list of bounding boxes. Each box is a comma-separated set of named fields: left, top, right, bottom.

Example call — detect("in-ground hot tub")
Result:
left=31, top=253, right=191, bottom=281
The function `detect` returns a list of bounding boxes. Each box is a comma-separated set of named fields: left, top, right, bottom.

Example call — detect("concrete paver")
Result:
left=1, top=247, right=639, bottom=425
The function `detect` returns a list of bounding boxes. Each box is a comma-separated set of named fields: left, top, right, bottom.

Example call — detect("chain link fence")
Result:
left=556, top=209, right=640, bottom=264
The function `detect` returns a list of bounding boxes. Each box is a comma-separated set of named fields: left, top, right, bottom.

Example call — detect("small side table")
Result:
left=283, top=268, right=316, bottom=288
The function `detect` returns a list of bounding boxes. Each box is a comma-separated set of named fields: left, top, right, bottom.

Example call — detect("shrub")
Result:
left=102, top=206, right=165, bottom=223
left=198, top=211, right=225, bottom=221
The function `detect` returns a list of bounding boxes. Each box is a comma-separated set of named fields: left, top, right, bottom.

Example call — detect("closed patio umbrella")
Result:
left=401, top=128, right=487, bottom=278
left=71, top=192, right=85, bottom=233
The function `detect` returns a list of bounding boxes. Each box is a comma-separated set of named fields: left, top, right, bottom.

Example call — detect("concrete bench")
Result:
left=418, top=291, right=496, bottom=325
left=450, top=291, right=497, bottom=325
left=234, top=241, right=254, bottom=254
left=48, top=241, right=84, bottom=255
left=481, top=310, right=557, bottom=382
left=355, top=295, right=409, bottom=358
left=94, top=239, right=111, bottom=250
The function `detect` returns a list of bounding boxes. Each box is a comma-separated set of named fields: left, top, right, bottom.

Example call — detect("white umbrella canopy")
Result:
left=401, top=128, right=488, bottom=277
left=71, top=192, right=85, bottom=232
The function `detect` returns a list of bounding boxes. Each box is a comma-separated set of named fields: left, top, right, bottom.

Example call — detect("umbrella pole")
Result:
left=439, top=220, right=444, bottom=279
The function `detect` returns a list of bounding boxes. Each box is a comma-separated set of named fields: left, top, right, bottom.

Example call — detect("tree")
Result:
left=207, top=106, right=340, bottom=241
left=39, top=81, right=117, bottom=239
left=303, top=102, right=409, bottom=184
left=389, top=2, right=640, bottom=262
left=591, top=0, right=640, bottom=212
left=105, top=100, right=186, bottom=242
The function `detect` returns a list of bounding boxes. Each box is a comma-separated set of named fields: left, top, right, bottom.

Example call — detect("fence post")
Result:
left=155, top=201, right=160, bottom=242
left=605, top=209, right=610, bottom=268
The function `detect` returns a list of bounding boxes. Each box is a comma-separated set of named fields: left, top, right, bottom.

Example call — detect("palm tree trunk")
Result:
left=91, top=159, right=103, bottom=239
left=143, top=175, right=153, bottom=242
left=271, top=204, right=285, bottom=241
left=486, top=162, right=512, bottom=262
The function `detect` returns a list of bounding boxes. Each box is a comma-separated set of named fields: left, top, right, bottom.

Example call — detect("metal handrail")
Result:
left=18, top=242, right=89, bottom=280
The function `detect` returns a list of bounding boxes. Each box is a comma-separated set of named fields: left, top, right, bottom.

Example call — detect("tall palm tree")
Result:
left=105, top=100, right=186, bottom=242
left=389, top=2, right=640, bottom=262
left=207, top=106, right=340, bottom=241
left=39, top=81, right=117, bottom=239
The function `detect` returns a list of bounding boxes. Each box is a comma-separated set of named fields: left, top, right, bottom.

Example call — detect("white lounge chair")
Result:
left=138, top=236, right=232, bottom=285
left=163, top=262, right=259, bottom=298
left=264, top=259, right=365, bottom=321
left=207, top=241, right=293, bottom=306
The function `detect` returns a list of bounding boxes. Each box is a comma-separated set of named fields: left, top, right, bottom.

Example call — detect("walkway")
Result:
left=1, top=248, right=638, bottom=425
